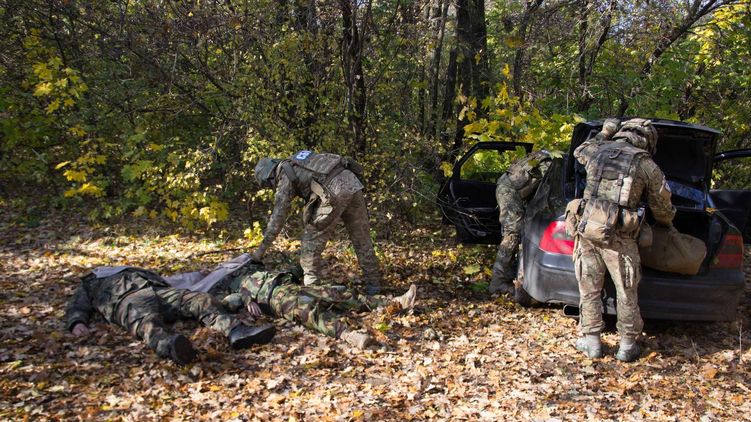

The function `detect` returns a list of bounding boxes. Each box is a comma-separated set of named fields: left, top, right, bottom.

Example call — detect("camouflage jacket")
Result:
left=64, top=268, right=167, bottom=331
left=260, top=157, right=363, bottom=250
left=574, top=139, right=675, bottom=225
left=497, top=150, right=553, bottom=200
left=236, top=270, right=298, bottom=307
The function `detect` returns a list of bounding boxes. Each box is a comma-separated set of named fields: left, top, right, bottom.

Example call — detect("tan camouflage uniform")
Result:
left=220, top=265, right=390, bottom=338
left=255, top=152, right=381, bottom=290
left=65, top=269, right=242, bottom=358
left=490, top=151, right=552, bottom=292
left=573, top=131, right=675, bottom=339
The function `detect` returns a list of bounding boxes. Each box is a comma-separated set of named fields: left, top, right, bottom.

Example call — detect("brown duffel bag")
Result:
left=639, top=225, right=707, bottom=275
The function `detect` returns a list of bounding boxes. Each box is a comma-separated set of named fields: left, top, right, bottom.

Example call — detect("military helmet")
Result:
left=615, top=118, right=658, bottom=155
left=254, top=157, right=281, bottom=188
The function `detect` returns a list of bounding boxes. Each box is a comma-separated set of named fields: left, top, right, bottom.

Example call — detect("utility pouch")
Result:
left=577, top=198, right=619, bottom=243
left=638, top=223, right=653, bottom=248
left=564, top=198, right=584, bottom=237
left=303, top=180, right=337, bottom=229
left=619, top=208, right=641, bottom=237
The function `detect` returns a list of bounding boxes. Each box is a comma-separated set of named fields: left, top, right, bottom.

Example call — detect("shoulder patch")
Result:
left=295, top=150, right=312, bottom=160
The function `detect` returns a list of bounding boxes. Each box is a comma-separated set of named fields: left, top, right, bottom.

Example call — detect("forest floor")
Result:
left=1, top=204, right=749, bottom=421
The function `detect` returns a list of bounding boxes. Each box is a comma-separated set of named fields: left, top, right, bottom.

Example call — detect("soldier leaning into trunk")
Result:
left=569, top=118, right=675, bottom=362
left=207, top=262, right=417, bottom=350
left=252, top=151, right=382, bottom=295
left=488, top=150, right=554, bottom=295
left=65, top=267, right=276, bottom=365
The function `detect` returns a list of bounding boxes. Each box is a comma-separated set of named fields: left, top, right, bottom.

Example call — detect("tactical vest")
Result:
left=583, top=142, right=648, bottom=208
left=278, top=151, right=354, bottom=199
left=505, top=150, right=552, bottom=199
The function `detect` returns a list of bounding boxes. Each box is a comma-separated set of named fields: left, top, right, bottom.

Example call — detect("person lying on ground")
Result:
left=166, top=255, right=417, bottom=350
left=65, top=266, right=276, bottom=365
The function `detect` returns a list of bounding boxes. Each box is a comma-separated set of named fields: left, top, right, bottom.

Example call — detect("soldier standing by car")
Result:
left=569, top=118, right=676, bottom=362
left=252, top=151, right=382, bottom=295
left=489, top=150, right=554, bottom=295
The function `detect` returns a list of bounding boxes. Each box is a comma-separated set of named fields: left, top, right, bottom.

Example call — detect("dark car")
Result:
left=438, top=119, right=749, bottom=321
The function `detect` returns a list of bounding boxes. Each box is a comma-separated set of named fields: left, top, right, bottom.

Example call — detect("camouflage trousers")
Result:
left=267, top=283, right=388, bottom=338
left=490, top=181, right=525, bottom=285
left=300, top=190, right=382, bottom=287
left=574, top=236, right=643, bottom=338
left=114, top=283, right=240, bottom=357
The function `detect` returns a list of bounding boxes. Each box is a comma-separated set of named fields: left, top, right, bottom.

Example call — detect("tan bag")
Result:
left=565, top=199, right=583, bottom=237
left=577, top=198, right=619, bottom=243
left=639, top=225, right=707, bottom=275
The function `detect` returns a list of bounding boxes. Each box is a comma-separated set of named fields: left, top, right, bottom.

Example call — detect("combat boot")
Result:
left=615, top=337, right=641, bottom=362
left=228, top=323, right=276, bottom=350
left=393, top=284, right=417, bottom=311
left=575, top=334, right=603, bottom=359
left=488, top=280, right=515, bottom=295
left=340, top=330, right=373, bottom=350
left=169, top=334, right=197, bottom=365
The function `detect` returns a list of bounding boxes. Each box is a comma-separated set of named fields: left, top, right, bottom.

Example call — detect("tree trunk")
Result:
left=511, top=0, right=543, bottom=99
left=339, top=0, right=369, bottom=154
left=453, top=0, right=488, bottom=154
left=441, top=48, right=458, bottom=157
left=427, top=0, right=449, bottom=139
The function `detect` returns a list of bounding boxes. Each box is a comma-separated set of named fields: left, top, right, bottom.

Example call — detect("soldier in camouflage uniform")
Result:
left=489, top=120, right=620, bottom=295
left=209, top=261, right=417, bottom=349
left=489, top=150, right=554, bottom=295
left=253, top=151, right=382, bottom=295
left=65, top=267, right=277, bottom=365
left=570, top=118, right=675, bottom=362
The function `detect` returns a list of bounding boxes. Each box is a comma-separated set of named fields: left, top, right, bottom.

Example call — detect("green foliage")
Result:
left=0, top=0, right=747, bottom=229
left=458, top=70, right=581, bottom=169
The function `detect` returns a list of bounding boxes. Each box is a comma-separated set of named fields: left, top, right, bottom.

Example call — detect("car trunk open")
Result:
left=569, top=121, right=728, bottom=275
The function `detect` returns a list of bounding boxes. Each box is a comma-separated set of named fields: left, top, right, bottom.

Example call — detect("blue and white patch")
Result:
left=295, top=150, right=313, bottom=160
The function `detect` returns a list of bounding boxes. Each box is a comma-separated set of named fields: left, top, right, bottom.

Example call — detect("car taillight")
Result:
left=710, top=232, right=744, bottom=270
left=539, top=221, right=574, bottom=255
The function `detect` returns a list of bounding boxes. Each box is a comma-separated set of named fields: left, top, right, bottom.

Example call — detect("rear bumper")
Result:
left=522, top=248, right=744, bottom=322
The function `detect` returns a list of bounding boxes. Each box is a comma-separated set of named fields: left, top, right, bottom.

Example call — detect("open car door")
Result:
left=711, top=149, right=751, bottom=243
left=438, top=141, right=533, bottom=244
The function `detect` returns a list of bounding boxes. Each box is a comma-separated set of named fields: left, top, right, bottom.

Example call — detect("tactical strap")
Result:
left=589, top=143, right=637, bottom=201
left=279, top=161, right=303, bottom=197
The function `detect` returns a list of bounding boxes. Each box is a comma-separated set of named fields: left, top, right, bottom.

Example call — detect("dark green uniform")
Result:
left=214, top=264, right=389, bottom=338
left=66, top=268, right=241, bottom=359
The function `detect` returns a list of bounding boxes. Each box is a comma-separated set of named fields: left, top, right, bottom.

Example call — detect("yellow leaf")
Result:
left=463, top=264, right=480, bottom=275
left=55, top=161, right=71, bottom=170
left=33, top=82, right=53, bottom=97
left=147, top=143, right=164, bottom=152
left=440, top=161, right=453, bottom=177
left=352, top=409, right=364, bottom=418
left=68, top=126, right=87, bottom=137
left=63, top=98, right=75, bottom=107
left=46, top=99, right=61, bottom=114
left=77, top=183, right=104, bottom=197
left=63, top=169, right=87, bottom=182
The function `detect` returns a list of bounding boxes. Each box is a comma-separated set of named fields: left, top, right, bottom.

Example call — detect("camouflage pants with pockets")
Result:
left=114, top=280, right=240, bottom=357
left=268, top=283, right=387, bottom=338
left=300, top=190, right=382, bottom=287
left=574, top=236, right=643, bottom=338
left=491, top=182, right=525, bottom=285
